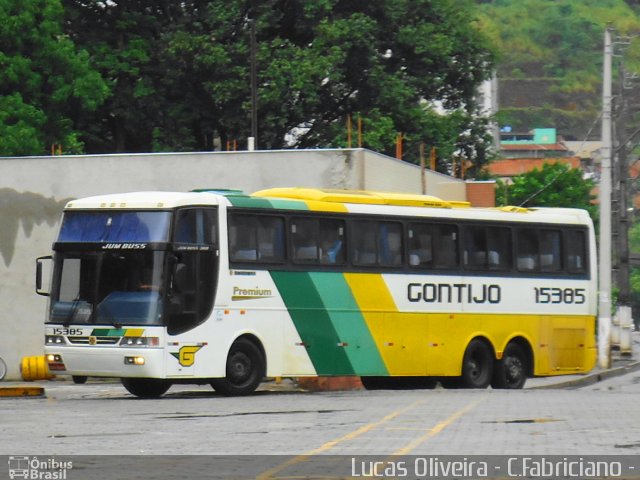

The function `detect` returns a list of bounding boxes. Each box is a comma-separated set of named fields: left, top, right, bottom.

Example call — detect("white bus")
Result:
left=39, top=188, right=597, bottom=397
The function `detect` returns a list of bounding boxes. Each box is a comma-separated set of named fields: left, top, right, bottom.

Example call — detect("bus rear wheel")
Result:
left=121, top=378, right=171, bottom=398
left=211, top=338, right=264, bottom=396
left=491, top=343, right=528, bottom=389
left=460, top=339, right=493, bottom=389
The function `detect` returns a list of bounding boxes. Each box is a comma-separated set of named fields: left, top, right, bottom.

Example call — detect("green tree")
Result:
left=0, top=0, right=108, bottom=156
left=496, top=162, right=596, bottom=217
left=64, top=0, right=496, bottom=168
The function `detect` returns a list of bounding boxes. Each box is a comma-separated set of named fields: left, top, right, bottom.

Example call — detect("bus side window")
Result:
left=228, top=214, right=285, bottom=263
left=486, top=227, right=511, bottom=271
left=409, top=223, right=459, bottom=269
left=320, top=219, right=344, bottom=264
left=566, top=230, right=587, bottom=274
left=463, top=226, right=487, bottom=269
left=434, top=225, right=459, bottom=268
left=174, top=208, right=218, bottom=246
left=408, top=225, right=433, bottom=267
left=229, top=216, right=258, bottom=261
left=292, top=217, right=321, bottom=262
left=174, top=209, right=198, bottom=243
left=353, top=221, right=377, bottom=265
left=291, top=217, right=345, bottom=265
left=256, top=216, right=285, bottom=261
left=379, top=223, right=402, bottom=266
left=516, top=228, right=538, bottom=272
left=539, top=229, right=562, bottom=272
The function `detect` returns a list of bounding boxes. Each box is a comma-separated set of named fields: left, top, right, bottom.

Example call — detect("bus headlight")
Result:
left=46, top=354, right=66, bottom=371
left=45, top=335, right=65, bottom=345
left=124, top=356, right=145, bottom=365
left=120, top=337, right=159, bottom=347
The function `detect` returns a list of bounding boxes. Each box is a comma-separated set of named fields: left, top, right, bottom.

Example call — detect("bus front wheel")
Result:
left=121, top=378, right=171, bottom=398
left=211, top=338, right=264, bottom=396
left=460, top=339, right=493, bottom=389
left=491, top=343, right=527, bottom=389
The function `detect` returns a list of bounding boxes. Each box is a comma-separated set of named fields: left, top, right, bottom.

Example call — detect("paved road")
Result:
left=2, top=369, right=640, bottom=478
left=2, top=370, right=640, bottom=456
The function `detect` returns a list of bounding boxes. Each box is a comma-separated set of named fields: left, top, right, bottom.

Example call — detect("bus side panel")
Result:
left=217, top=270, right=317, bottom=378
left=343, top=273, right=426, bottom=375
left=270, top=271, right=389, bottom=376
left=536, top=315, right=597, bottom=376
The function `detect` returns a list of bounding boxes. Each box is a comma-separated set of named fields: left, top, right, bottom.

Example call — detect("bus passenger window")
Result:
left=539, top=230, right=562, bottom=272
left=379, top=223, right=402, bottom=266
left=516, top=229, right=538, bottom=271
left=486, top=227, right=511, bottom=271
left=229, top=216, right=258, bottom=262
left=228, top=214, right=285, bottom=263
left=353, top=221, right=377, bottom=265
left=566, top=230, right=587, bottom=274
left=353, top=221, right=402, bottom=267
left=319, top=219, right=345, bottom=264
left=256, top=217, right=285, bottom=262
left=408, top=227, right=433, bottom=266
left=292, top=218, right=321, bottom=262
left=408, top=223, right=458, bottom=269
left=434, top=225, right=458, bottom=268
left=463, top=226, right=487, bottom=269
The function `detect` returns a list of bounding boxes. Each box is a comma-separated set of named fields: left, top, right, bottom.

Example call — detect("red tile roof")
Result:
left=488, top=157, right=580, bottom=177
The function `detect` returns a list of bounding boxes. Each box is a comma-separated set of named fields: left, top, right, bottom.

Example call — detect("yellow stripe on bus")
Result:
left=303, top=199, right=349, bottom=212
left=344, top=273, right=429, bottom=375
left=344, top=273, right=596, bottom=377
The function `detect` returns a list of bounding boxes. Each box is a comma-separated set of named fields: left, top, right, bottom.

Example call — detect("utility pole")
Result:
left=599, top=26, right=613, bottom=369
left=615, top=60, right=634, bottom=356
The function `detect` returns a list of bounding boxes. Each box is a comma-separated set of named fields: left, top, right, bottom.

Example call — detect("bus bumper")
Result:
left=44, top=347, right=165, bottom=378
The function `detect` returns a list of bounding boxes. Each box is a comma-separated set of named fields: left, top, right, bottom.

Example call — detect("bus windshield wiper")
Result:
left=63, top=298, right=81, bottom=328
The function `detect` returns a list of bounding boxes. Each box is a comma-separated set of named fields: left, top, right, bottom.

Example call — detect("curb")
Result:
left=529, top=360, right=640, bottom=390
left=0, top=386, right=46, bottom=398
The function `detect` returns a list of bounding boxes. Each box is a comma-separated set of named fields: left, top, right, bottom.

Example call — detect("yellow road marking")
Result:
left=256, top=399, right=425, bottom=479
left=393, top=396, right=485, bottom=455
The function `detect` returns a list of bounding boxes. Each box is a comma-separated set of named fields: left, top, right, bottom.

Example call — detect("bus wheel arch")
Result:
left=211, top=335, right=266, bottom=396
left=460, top=337, right=494, bottom=389
left=491, top=338, right=531, bottom=389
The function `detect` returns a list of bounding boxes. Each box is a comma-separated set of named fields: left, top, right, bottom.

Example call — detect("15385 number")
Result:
left=534, top=287, right=585, bottom=304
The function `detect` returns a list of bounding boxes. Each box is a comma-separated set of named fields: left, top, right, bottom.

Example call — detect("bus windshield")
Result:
left=49, top=250, right=167, bottom=326
left=58, top=211, right=171, bottom=243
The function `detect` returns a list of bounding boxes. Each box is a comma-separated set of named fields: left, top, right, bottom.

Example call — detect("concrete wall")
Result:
left=0, top=148, right=465, bottom=379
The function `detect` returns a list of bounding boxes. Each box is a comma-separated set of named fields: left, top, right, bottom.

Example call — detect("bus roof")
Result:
left=63, top=188, right=593, bottom=226
left=64, top=191, right=224, bottom=210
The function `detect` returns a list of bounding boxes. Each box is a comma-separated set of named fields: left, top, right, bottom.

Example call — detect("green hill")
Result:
left=477, top=0, right=640, bottom=139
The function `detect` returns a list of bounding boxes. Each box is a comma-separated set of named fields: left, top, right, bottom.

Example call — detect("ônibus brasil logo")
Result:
left=8, top=456, right=73, bottom=479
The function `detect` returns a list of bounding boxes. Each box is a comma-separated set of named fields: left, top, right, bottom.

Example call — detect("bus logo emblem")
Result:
left=171, top=345, right=203, bottom=367
left=89, top=336, right=97, bottom=345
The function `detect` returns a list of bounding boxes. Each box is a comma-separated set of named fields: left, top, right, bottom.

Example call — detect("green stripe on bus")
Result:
left=227, top=196, right=308, bottom=210
left=267, top=199, right=309, bottom=210
left=226, top=196, right=274, bottom=208
left=308, top=272, right=388, bottom=375
left=90, top=328, right=125, bottom=336
left=270, top=271, right=354, bottom=375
